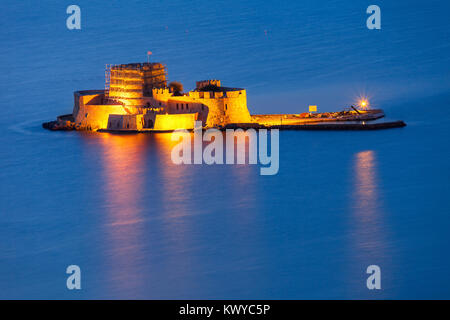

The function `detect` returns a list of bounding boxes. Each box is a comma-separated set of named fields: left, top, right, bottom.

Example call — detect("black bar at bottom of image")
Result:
left=1, top=300, right=449, bottom=318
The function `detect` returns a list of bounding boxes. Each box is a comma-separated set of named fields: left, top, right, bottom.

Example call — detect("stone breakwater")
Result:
left=239, top=120, right=407, bottom=130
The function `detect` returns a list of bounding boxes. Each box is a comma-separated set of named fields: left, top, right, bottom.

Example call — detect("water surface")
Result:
left=0, top=0, right=449, bottom=299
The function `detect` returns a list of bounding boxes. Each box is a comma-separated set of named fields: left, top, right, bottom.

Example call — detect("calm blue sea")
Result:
left=0, top=0, right=449, bottom=299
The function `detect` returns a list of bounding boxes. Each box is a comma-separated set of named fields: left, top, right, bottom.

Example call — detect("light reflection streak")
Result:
left=348, top=150, right=391, bottom=296
left=226, top=130, right=259, bottom=211
left=352, top=150, right=385, bottom=251
left=80, top=130, right=261, bottom=297
left=97, top=133, right=148, bottom=296
left=154, top=133, right=196, bottom=290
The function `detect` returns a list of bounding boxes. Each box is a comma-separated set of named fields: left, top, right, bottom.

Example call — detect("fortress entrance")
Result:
left=143, top=119, right=154, bottom=129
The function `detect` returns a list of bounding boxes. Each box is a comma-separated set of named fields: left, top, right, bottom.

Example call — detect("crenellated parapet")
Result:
left=151, top=87, right=171, bottom=101
left=196, top=79, right=221, bottom=90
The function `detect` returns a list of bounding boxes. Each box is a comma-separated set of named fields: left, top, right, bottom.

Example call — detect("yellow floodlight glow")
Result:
left=358, top=98, right=369, bottom=110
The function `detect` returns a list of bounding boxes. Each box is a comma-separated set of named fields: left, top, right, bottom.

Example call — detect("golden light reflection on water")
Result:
left=98, top=133, right=148, bottom=225
left=96, top=133, right=150, bottom=296
left=155, top=133, right=197, bottom=282
left=154, top=130, right=259, bottom=245
left=95, top=132, right=200, bottom=294
left=355, top=151, right=377, bottom=209
left=81, top=131, right=260, bottom=296
left=153, top=131, right=259, bottom=285
left=225, top=133, right=259, bottom=253
left=352, top=150, right=384, bottom=247
left=156, top=133, right=195, bottom=219
left=349, top=150, right=390, bottom=295
left=226, top=131, right=258, bottom=210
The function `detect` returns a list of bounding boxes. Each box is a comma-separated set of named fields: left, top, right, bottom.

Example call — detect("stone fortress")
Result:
left=45, top=61, right=403, bottom=132
left=68, top=62, right=253, bottom=132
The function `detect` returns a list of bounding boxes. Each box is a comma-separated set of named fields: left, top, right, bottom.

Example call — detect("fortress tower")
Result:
left=106, top=62, right=167, bottom=106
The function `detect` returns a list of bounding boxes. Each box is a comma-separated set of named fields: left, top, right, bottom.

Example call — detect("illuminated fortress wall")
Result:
left=73, top=90, right=143, bottom=131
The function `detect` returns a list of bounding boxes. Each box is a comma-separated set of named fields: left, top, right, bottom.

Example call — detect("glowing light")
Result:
left=354, top=93, right=372, bottom=111
left=359, top=98, right=369, bottom=109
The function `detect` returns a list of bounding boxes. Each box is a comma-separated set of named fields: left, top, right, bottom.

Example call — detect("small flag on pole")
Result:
left=147, top=51, right=152, bottom=63
left=309, top=105, right=317, bottom=112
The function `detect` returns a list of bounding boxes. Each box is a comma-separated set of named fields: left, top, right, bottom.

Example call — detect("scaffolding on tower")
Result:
left=104, top=62, right=168, bottom=106
left=104, top=64, right=111, bottom=98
